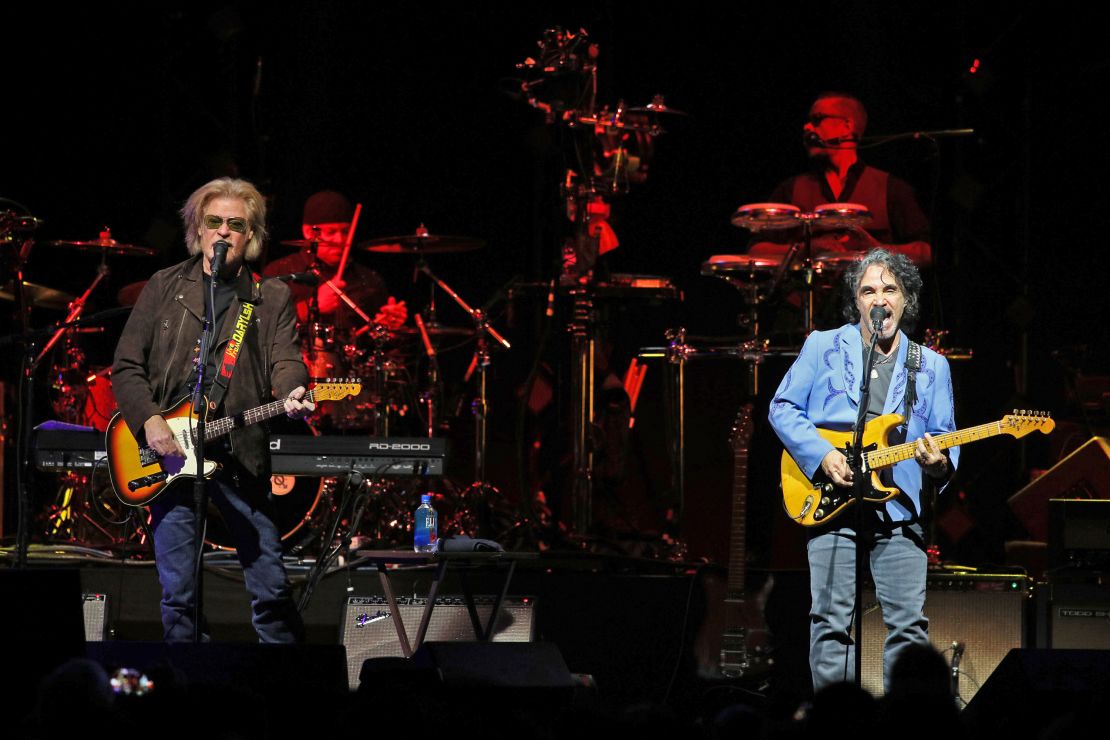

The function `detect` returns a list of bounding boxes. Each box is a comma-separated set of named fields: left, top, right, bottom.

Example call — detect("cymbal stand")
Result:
left=33, top=259, right=109, bottom=371
left=415, top=261, right=511, bottom=490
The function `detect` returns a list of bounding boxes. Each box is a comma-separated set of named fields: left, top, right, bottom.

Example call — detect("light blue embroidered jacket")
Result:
left=769, top=324, right=959, bottom=522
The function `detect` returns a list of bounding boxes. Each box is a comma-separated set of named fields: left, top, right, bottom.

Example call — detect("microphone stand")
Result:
left=188, top=262, right=220, bottom=643
left=848, top=315, right=884, bottom=685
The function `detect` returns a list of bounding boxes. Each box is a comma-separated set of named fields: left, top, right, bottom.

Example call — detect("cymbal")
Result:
left=0, top=280, right=76, bottom=310
left=116, top=280, right=148, bottom=307
left=278, top=239, right=321, bottom=249
left=47, top=234, right=155, bottom=256
left=626, top=102, right=689, bottom=116
left=391, top=323, right=475, bottom=339
left=359, top=232, right=485, bottom=254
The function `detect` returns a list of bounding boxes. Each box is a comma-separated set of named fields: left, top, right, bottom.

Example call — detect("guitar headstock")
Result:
left=1001, top=409, right=1055, bottom=438
left=312, top=378, right=363, bottom=402
left=729, top=402, right=755, bottom=449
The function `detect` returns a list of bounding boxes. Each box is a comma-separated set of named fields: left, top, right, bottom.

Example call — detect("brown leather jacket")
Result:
left=111, top=254, right=307, bottom=477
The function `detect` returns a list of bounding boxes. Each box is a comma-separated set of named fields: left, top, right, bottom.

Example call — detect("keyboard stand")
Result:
left=355, top=550, right=537, bottom=657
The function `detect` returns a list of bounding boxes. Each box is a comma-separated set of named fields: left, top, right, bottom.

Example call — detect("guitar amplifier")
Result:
left=861, top=571, right=1029, bottom=702
left=83, top=593, right=108, bottom=641
left=339, top=595, right=535, bottom=690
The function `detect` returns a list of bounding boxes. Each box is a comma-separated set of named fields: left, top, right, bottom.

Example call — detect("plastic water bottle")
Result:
left=413, top=494, right=438, bottom=552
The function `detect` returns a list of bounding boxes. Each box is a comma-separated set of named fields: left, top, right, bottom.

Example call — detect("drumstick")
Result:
left=335, top=202, right=362, bottom=283
left=414, top=313, right=436, bottom=360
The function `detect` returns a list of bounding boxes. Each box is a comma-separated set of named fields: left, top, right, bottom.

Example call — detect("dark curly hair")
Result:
left=841, top=248, right=923, bottom=326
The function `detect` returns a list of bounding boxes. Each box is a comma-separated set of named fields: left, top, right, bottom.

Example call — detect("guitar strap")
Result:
left=207, top=291, right=258, bottom=413
left=904, top=339, right=931, bottom=522
left=903, top=340, right=922, bottom=423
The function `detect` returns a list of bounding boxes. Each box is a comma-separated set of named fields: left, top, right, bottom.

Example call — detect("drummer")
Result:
left=263, top=190, right=407, bottom=336
left=749, top=92, right=932, bottom=268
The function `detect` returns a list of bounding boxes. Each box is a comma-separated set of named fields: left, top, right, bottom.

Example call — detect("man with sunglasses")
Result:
left=112, top=177, right=314, bottom=643
left=750, top=93, right=932, bottom=269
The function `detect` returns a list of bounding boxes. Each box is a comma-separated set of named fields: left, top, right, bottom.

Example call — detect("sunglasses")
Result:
left=808, top=113, right=850, bottom=126
left=203, top=214, right=249, bottom=233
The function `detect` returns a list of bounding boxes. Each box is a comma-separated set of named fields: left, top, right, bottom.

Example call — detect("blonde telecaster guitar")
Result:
left=106, top=380, right=361, bottom=506
left=781, top=410, right=1054, bottom=527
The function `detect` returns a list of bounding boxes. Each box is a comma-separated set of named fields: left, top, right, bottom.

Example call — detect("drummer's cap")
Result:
left=303, top=190, right=353, bottom=225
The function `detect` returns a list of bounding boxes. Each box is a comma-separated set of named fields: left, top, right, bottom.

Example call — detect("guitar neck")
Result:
left=863, top=419, right=1006, bottom=470
left=203, top=387, right=321, bottom=442
left=727, top=447, right=748, bottom=595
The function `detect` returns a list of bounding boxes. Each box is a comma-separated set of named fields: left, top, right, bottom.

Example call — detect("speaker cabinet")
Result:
left=340, top=595, right=535, bottom=690
left=1037, top=582, right=1110, bottom=649
left=861, top=572, right=1028, bottom=702
left=83, top=593, right=108, bottom=641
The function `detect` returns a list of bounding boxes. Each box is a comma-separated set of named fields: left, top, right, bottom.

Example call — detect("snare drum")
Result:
left=730, top=203, right=802, bottom=232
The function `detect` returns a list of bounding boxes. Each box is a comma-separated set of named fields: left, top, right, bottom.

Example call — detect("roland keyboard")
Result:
left=269, top=435, right=447, bottom=476
left=34, top=427, right=446, bottom=478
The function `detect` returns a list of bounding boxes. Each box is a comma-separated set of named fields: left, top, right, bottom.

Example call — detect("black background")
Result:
left=3, top=2, right=1105, bottom=569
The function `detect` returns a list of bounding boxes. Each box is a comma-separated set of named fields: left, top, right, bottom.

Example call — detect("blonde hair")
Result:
left=180, top=177, right=267, bottom=261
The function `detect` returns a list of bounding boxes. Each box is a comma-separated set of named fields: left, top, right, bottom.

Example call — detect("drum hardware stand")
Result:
left=569, top=285, right=599, bottom=537
left=771, top=215, right=820, bottom=336
left=297, top=468, right=369, bottom=613
left=415, top=260, right=511, bottom=537
left=638, top=334, right=801, bottom=535
left=413, top=313, right=440, bottom=438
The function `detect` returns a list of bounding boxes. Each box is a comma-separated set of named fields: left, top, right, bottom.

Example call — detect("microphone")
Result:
left=210, top=240, right=230, bottom=279
left=950, top=641, right=965, bottom=695
left=270, top=271, right=320, bottom=286
left=803, top=131, right=825, bottom=148
left=869, top=305, right=887, bottom=332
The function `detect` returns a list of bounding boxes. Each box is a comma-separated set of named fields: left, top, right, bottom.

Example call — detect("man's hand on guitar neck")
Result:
left=914, top=433, right=948, bottom=479
left=820, top=449, right=854, bottom=487
left=144, top=415, right=185, bottom=458
left=282, top=386, right=315, bottom=420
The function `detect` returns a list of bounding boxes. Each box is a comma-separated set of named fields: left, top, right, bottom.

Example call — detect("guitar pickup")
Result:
left=128, top=471, right=168, bottom=491
left=139, top=447, right=159, bottom=466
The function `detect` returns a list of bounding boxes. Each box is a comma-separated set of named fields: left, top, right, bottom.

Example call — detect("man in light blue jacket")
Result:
left=769, top=248, right=957, bottom=693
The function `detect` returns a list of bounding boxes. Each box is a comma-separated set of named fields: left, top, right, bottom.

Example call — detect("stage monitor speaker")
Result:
left=86, top=641, right=349, bottom=695
left=963, top=648, right=1110, bottom=738
left=1, top=569, right=87, bottom=711
left=861, top=572, right=1028, bottom=702
left=340, top=595, right=535, bottom=690
left=412, top=641, right=574, bottom=688
left=83, top=593, right=108, bottom=641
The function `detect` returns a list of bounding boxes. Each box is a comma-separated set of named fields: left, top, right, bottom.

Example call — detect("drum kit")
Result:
left=0, top=224, right=156, bottom=554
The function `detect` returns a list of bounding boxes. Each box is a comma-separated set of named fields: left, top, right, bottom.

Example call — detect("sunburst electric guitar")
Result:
left=781, top=410, right=1054, bottom=527
left=106, top=380, right=361, bottom=506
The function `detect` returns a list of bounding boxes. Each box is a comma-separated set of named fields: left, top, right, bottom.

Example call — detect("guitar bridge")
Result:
left=139, top=447, right=159, bottom=467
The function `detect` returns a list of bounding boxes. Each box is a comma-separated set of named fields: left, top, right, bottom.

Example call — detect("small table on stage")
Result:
left=355, top=550, right=538, bottom=657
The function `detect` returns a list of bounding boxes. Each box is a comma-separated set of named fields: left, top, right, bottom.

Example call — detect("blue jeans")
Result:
left=807, top=519, right=928, bottom=693
left=149, top=471, right=304, bottom=643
